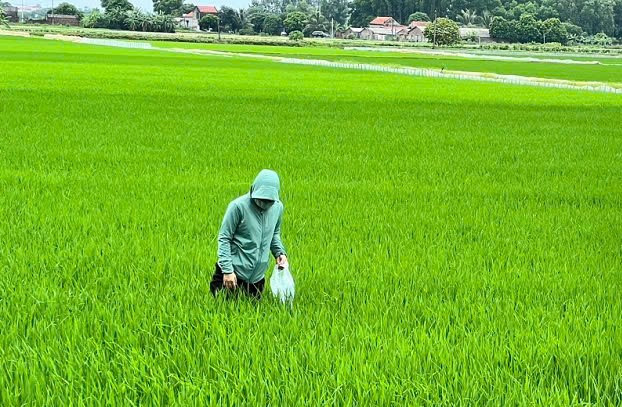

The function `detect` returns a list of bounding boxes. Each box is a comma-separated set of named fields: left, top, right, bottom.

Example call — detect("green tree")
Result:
left=101, top=0, right=133, bottom=12
left=284, top=11, right=306, bottom=32
left=590, top=31, right=613, bottom=44
left=153, top=0, right=182, bottom=15
left=139, top=12, right=152, bottom=31
left=81, top=9, right=111, bottom=28
left=180, top=2, right=195, bottom=14
left=124, top=9, right=142, bottom=30
left=49, top=2, right=83, bottom=19
left=562, top=21, right=584, bottom=37
left=106, top=7, right=128, bottom=29
left=457, top=9, right=479, bottom=26
left=408, top=12, right=430, bottom=22
left=218, top=6, right=242, bottom=32
left=517, top=14, right=541, bottom=42
left=153, top=11, right=175, bottom=32
left=424, top=17, right=461, bottom=45
left=303, top=11, right=328, bottom=36
left=481, top=10, right=493, bottom=28
left=614, top=0, right=622, bottom=38
left=285, top=0, right=313, bottom=16
left=262, top=13, right=282, bottom=34
left=246, top=8, right=267, bottom=32
left=577, top=0, right=616, bottom=36
left=540, top=17, right=568, bottom=43
left=199, top=14, right=218, bottom=31
left=320, top=0, right=349, bottom=26
left=490, top=16, right=512, bottom=41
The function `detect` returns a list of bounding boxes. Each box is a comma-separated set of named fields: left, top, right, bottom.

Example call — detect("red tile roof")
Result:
left=370, top=16, right=395, bottom=25
left=198, top=5, right=217, bottom=14
left=409, top=21, right=430, bottom=29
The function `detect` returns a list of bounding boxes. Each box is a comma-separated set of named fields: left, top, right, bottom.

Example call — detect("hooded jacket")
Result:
left=217, top=170, right=287, bottom=283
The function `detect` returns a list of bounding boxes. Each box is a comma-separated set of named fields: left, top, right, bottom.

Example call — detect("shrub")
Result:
left=424, top=18, right=460, bottom=46
left=239, top=26, right=255, bottom=36
left=288, top=30, right=303, bottom=41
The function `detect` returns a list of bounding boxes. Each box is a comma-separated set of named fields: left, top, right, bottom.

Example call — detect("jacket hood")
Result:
left=250, top=169, right=280, bottom=201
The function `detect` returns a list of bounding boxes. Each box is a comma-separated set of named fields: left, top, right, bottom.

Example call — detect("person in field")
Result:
left=210, top=169, right=288, bottom=298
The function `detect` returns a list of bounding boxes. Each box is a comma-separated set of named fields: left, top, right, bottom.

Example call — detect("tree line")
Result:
left=199, top=0, right=622, bottom=41
left=12, top=0, right=622, bottom=41
left=349, top=0, right=622, bottom=39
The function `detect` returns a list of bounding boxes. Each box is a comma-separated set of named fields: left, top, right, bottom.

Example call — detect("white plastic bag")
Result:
left=270, top=264, right=295, bottom=304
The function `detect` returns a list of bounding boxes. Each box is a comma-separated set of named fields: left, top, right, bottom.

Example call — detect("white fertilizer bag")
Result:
left=270, top=265, right=295, bottom=304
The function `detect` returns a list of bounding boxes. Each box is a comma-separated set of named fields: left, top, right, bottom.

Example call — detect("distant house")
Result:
left=2, top=5, right=18, bottom=21
left=369, top=16, right=400, bottom=28
left=408, top=20, right=429, bottom=30
left=459, top=27, right=492, bottom=43
left=342, top=16, right=411, bottom=42
left=197, top=5, right=218, bottom=19
left=370, top=26, right=407, bottom=41
left=341, top=27, right=373, bottom=40
left=178, top=5, right=217, bottom=31
left=178, top=13, right=200, bottom=31
left=46, top=14, right=80, bottom=26
left=403, top=22, right=428, bottom=42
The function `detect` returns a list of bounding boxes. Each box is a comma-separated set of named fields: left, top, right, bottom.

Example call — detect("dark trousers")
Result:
left=210, top=263, right=265, bottom=299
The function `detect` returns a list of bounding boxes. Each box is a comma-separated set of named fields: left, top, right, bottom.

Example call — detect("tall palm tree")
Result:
left=481, top=10, right=492, bottom=28
left=303, top=10, right=328, bottom=36
left=457, top=9, right=479, bottom=27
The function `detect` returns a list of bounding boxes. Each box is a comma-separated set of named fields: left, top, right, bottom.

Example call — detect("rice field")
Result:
left=1, top=36, right=621, bottom=405
left=150, top=41, right=622, bottom=85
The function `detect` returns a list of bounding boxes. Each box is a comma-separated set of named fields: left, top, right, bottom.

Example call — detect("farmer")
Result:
left=210, top=169, right=288, bottom=298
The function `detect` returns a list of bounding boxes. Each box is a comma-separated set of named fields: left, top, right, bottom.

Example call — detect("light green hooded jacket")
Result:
left=217, top=170, right=287, bottom=283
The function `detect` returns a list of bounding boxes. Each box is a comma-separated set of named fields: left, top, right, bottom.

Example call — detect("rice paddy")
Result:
left=0, top=36, right=621, bottom=405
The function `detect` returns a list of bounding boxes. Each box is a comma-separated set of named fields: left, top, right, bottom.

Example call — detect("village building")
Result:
left=369, top=16, right=400, bottom=28
left=2, top=5, right=19, bottom=21
left=46, top=14, right=80, bottom=26
left=459, top=27, right=492, bottom=43
left=341, top=27, right=373, bottom=40
left=369, top=26, right=407, bottom=41
left=177, top=5, right=217, bottom=31
left=343, top=16, right=429, bottom=42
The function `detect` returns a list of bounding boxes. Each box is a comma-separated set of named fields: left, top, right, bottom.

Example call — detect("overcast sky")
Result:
left=19, top=0, right=248, bottom=12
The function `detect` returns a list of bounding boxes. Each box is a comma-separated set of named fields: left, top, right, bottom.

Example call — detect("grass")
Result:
left=151, top=40, right=622, bottom=84
left=1, top=36, right=621, bottom=405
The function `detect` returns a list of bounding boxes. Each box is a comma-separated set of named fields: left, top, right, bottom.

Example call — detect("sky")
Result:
left=14, top=0, right=248, bottom=12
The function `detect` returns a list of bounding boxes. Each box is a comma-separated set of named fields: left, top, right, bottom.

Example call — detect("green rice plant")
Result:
left=0, top=36, right=621, bottom=405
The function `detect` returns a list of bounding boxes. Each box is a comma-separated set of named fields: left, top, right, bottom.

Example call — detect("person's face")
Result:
left=254, top=199, right=274, bottom=210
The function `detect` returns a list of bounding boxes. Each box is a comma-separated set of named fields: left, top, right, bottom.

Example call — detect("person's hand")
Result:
left=223, top=272, right=237, bottom=290
left=277, top=254, right=288, bottom=269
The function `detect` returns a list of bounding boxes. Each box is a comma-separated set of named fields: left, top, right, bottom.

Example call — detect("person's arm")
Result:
left=270, top=206, right=287, bottom=260
left=217, top=201, right=241, bottom=275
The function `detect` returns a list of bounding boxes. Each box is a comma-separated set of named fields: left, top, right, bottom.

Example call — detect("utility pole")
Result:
left=331, top=18, right=333, bottom=38
left=21, top=0, right=24, bottom=23
left=433, top=9, right=437, bottom=48
left=50, top=0, right=54, bottom=24
left=217, top=16, right=220, bottom=40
